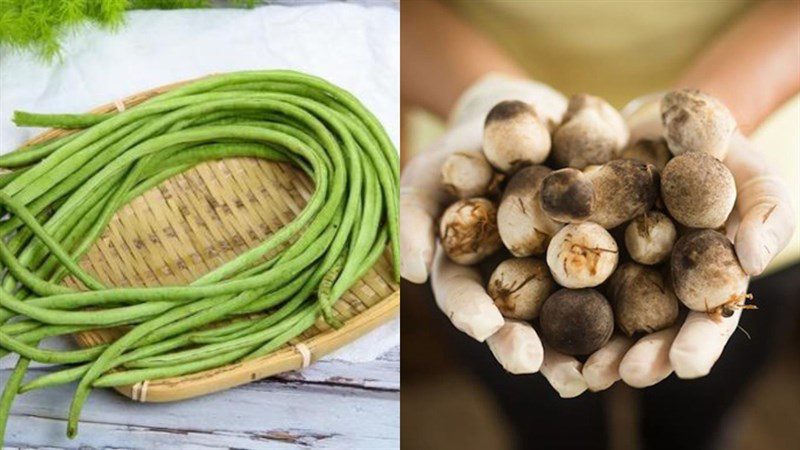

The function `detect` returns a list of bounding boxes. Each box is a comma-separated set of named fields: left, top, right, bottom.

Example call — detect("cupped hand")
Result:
left=431, top=243, right=587, bottom=397
left=582, top=95, right=796, bottom=391
left=401, top=75, right=587, bottom=396
left=400, top=74, right=566, bottom=283
left=402, top=81, right=795, bottom=395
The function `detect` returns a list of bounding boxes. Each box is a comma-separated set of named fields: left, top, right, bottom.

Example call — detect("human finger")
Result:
left=582, top=334, right=634, bottom=392
left=487, top=319, right=544, bottom=374
left=430, top=243, right=504, bottom=342
left=619, top=325, right=679, bottom=388
left=724, top=133, right=796, bottom=275
left=540, top=345, right=588, bottom=398
left=669, top=309, right=742, bottom=379
left=400, top=121, right=483, bottom=283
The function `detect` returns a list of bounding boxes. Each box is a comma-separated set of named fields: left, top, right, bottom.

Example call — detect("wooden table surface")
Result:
left=1, top=347, right=399, bottom=449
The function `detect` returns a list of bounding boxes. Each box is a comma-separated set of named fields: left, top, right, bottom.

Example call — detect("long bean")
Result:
left=0, top=70, right=397, bottom=441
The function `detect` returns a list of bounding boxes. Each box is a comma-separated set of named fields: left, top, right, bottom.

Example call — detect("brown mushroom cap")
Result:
left=551, top=94, right=629, bottom=169
left=608, top=263, right=679, bottom=336
left=540, top=168, right=595, bottom=223
left=671, top=229, right=749, bottom=314
left=588, top=159, right=659, bottom=229
left=539, top=288, right=614, bottom=355
left=661, top=89, right=737, bottom=161
left=661, top=152, right=736, bottom=229
left=483, top=100, right=551, bottom=173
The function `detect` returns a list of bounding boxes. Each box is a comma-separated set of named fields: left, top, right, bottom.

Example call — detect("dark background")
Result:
left=401, top=265, right=800, bottom=450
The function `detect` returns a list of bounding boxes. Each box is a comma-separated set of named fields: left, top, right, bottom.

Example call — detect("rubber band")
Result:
left=130, top=380, right=150, bottom=402
left=294, top=342, right=311, bottom=368
left=139, top=380, right=149, bottom=402
left=131, top=380, right=142, bottom=401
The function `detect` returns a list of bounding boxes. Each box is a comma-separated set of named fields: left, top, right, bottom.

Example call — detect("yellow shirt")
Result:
left=447, top=0, right=751, bottom=107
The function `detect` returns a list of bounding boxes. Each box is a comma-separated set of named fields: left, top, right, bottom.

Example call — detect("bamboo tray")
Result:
left=15, top=77, right=400, bottom=402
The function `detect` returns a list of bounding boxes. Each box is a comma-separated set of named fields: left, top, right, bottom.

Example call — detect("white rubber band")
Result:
left=131, top=381, right=141, bottom=401
left=114, top=99, right=126, bottom=112
left=139, top=380, right=150, bottom=402
left=131, top=380, right=150, bottom=402
left=294, top=343, right=312, bottom=368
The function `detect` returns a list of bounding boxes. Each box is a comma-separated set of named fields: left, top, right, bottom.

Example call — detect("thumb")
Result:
left=725, top=134, right=796, bottom=275
left=400, top=120, right=483, bottom=283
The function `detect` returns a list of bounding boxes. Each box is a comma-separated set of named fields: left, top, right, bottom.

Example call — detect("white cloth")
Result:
left=0, top=3, right=399, bottom=368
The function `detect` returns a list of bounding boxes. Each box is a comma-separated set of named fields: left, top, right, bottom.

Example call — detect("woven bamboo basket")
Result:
left=13, top=77, right=400, bottom=402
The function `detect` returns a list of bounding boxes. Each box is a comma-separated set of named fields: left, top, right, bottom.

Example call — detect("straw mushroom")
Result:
left=441, top=151, right=501, bottom=198
left=620, top=138, right=672, bottom=171
left=483, top=100, right=551, bottom=173
left=608, top=263, right=679, bottom=336
left=439, top=198, right=502, bottom=265
left=624, top=212, right=677, bottom=265
left=487, top=257, right=554, bottom=320
left=661, top=152, right=736, bottom=229
left=551, top=94, right=629, bottom=169
left=539, top=288, right=614, bottom=356
left=588, top=159, right=659, bottom=229
left=671, top=229, right=749, bottom=319
left=661, top=89, right=737, bottom=161
left=540, top=168, right=595, bottom=223
left=546, top=222, right=618, bottom=288
left=497, top=166, right=563, bottom=256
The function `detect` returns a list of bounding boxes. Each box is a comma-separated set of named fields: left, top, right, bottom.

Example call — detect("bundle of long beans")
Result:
left=0, top=70, right=399, bottom=440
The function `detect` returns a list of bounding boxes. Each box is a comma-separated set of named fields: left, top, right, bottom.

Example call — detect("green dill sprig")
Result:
left=0, top=0, right=257, bottom=61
